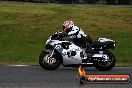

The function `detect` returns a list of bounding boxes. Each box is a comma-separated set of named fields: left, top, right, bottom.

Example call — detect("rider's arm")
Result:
left=67, top=26, right=80, bottom=36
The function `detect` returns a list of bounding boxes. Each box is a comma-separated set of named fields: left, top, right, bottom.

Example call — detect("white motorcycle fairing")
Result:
left=46, top=40, right=86, bottom=65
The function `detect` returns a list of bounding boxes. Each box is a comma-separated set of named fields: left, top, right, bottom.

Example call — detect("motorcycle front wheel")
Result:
left=39, top=50, right=62, bottom=70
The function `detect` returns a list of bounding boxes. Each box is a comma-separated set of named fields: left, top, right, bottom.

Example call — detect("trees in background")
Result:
left=0, top=0, right=132, bottom=4
left=55, top=0, right=132, bottom=4
left=105, top=0, right=132, bottom=5
left=81, top=0, right=132, bottom=4
left=55, top=0, right=79, bottom=4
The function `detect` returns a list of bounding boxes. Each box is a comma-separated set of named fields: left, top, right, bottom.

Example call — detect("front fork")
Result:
left=49, top=50, right=54, bottom=58
left=45, top=50, right=56, bottom=65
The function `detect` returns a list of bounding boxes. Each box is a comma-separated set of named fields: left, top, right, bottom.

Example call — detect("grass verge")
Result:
left=0, top=3, right=132, bottom=66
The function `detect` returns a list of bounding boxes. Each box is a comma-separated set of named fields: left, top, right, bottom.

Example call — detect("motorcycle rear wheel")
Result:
left=93, top=51, right=116, bottom=71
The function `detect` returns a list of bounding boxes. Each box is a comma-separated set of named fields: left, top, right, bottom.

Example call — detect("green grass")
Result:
left=0, top=3, right=132, bottom=66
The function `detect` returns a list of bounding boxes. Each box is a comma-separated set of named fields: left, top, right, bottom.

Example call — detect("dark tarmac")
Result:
left=0, top=66, right=132, bottom=88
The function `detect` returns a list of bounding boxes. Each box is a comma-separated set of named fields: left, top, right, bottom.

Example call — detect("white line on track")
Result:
left=7, top=65, right=30, bottom=66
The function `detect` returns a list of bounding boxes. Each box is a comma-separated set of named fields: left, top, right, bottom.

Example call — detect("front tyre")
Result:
left=39, top=50, right=62, bottom=70
left=93, top=51, right=116, bottom=71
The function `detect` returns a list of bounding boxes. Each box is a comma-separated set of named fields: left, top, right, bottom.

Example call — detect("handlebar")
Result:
left=51, top=31, right=67, bottom=40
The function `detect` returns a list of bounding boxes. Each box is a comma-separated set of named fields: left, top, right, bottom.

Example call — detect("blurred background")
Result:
left=0, top=0, right=132, bottom=5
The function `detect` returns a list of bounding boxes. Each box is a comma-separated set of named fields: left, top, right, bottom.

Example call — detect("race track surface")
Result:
left=0, top=66, right=132, bottom=88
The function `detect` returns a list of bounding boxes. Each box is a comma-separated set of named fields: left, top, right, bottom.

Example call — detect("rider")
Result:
left=63, top=20, right=93, bottom=48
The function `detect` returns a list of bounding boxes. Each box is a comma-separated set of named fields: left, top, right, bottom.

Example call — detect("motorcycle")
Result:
left=39, top=31, right=116, bottom=71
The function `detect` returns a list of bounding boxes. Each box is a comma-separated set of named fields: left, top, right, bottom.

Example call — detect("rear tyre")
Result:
left=39, top=50, right=62, bottom=70
left=93, top=51, right=116, bottom=71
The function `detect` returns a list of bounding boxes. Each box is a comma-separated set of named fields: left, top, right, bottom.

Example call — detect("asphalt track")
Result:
left=0, top=66, right=132, bottom=88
